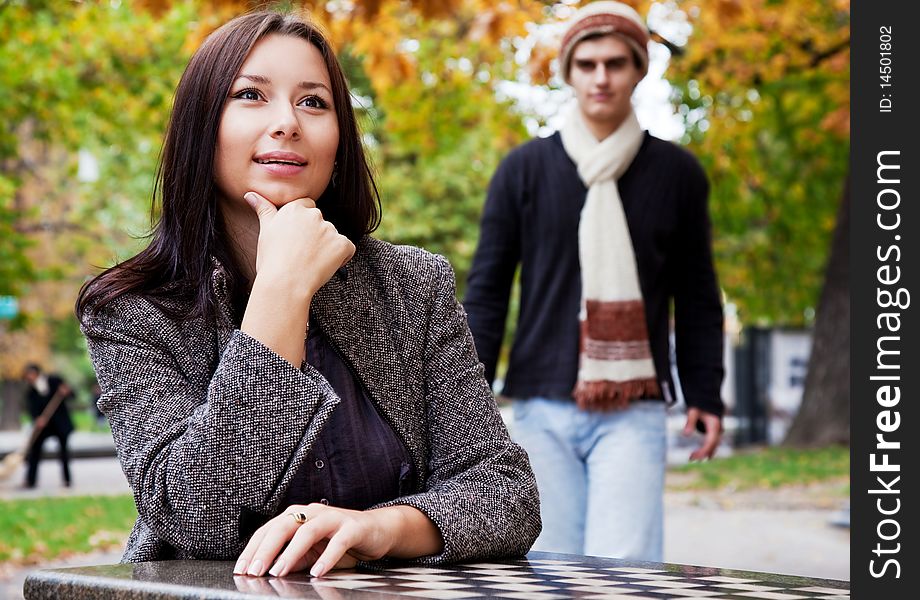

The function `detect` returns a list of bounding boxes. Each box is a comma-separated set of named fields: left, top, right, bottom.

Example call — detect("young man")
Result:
left=463, top=1, right=724, bottom=561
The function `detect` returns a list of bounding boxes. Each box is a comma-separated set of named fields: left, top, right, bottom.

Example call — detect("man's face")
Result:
left=568, top=35, right=643, bottom=133
left=23, top=369, right=38, bottom=385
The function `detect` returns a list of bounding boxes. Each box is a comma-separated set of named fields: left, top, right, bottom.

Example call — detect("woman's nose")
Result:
left=270, top=105, right=300, bottom=139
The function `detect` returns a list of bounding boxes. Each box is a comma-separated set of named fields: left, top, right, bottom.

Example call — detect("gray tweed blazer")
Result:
left=81, top=237, right=540, bottom=564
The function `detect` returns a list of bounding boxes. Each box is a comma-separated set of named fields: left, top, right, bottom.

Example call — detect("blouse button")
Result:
left=320, top=498, right=330, bottom=505
left=315, top=459, right=325, bottom=469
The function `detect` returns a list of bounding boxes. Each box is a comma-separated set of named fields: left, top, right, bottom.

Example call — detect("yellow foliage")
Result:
left=137, top=0, right=243, bottom=15
left=528, top=41, right=556, bottom=86
left=715, top=0, right=744, bottom=25
left=820, top=107, right=849, bottom=137
left=668, top=0, right=849, bottom=324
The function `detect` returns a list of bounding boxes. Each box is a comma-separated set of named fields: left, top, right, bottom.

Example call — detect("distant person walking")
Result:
left=463, top=1, right=725, bottom=561
left=23, top=363, right=75, bottom=488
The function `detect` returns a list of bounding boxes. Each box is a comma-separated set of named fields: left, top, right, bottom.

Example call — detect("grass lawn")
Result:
left=20, top=409, right=109, bottom=433
left=69, top=410, right=110, bottom=433
left=669, top=444, right=850, bottom=493
left=0, top=495, right=136, bottom=565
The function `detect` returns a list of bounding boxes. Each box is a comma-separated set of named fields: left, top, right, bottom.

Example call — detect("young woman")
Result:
left=77, top=11, right=539, bottom=578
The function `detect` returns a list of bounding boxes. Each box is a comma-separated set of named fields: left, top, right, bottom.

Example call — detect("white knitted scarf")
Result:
left=560, top=108, right=660, bottom=410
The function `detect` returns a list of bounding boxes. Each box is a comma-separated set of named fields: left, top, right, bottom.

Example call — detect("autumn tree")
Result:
left=0, top=0, right=202, bottom=388
left=665, top=0, right=850, bottom=444
left=4, top=0, right=850, bottom=443
left=0, top=0, right=546, bottom=387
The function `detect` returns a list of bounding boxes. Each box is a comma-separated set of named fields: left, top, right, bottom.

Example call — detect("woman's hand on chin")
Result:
left=244, top=191, right=355, bottom=300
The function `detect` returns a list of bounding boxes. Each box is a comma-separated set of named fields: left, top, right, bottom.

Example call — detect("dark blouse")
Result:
left=281, top=322, right=415, bottom=510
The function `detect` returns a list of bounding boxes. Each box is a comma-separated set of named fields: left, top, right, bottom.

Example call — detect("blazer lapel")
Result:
left=209, top=259, right=236, bottom=353
left=311, top=245, right=424, bottom=477
left=311, top=251, right=404, bottom=412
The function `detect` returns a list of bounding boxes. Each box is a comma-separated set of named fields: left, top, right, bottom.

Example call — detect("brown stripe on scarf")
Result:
left=584, top=299, right=650, bottom=341
left=575, top=299, right=660, bottom=410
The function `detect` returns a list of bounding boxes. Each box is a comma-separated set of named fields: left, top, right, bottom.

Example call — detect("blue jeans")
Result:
left=512, top=397, right=666, bottom=561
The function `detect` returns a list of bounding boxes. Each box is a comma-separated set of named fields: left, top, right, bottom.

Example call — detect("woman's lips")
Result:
left=254, top=160, right=306, bottom=177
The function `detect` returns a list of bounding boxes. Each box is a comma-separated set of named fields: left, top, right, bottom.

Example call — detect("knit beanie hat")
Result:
left=559, top=1, right=650, bottom=82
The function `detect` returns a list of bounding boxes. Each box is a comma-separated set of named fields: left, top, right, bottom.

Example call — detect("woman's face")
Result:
left=214, top=34, right=339, bottom=209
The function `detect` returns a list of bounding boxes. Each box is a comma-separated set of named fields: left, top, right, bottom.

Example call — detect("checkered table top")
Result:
left=24, top=551, right=849, bottom=599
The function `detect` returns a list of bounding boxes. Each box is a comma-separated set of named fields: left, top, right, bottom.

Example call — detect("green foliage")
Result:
left=341, top=15, right=530, bottom=295
left=0, top=495, right=136, bottom=564
left=668, top=0, right=850, bottom=325
left=70, top=409, right=111, bottom=433
left=0, top=0, right=195, bottom=296
left=669, top=444, right=849, bottom=491
left=375, top=126, right=524, bottom=296
left=0, top=1, right=195, bottom=375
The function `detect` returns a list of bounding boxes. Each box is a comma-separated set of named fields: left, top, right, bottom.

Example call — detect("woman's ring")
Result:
left=289, top=512, right=308, bottom=524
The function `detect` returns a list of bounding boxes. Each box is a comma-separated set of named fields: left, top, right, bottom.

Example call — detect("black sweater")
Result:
left=463, top=131, right=725, bottom=417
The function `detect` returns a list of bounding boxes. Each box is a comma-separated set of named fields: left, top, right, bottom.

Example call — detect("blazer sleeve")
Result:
left=371, top=255, right=541, bottom=563
left=672, top=160, right=726, bottom=417
left=462, top=155, right=522, bottom=385
left=81, top=296, right=341, bottom=558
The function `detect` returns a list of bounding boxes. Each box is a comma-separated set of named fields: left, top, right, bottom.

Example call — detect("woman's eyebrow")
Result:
left=298, top=81, right=332, bottom=94
left=235, top=74, right=331, bottom=94
left=237, top=73, right=271, bottom=85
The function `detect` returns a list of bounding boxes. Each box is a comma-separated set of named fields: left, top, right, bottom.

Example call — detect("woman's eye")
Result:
left=300, top=96, right=329, bottom=109
left=233, top=88, right=262, bottom=101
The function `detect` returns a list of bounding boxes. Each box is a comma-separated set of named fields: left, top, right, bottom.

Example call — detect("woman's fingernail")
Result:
left=247, top=559, right=263, bottom=576
left=233, top=558, right=247, bottom=574
left=243, top=192, right=258, bottom=206
left=310, top=561, right=325, bottom=577
left=268, top=558, right=285, bottom=577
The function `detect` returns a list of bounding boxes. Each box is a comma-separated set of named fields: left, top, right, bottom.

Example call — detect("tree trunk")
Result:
left=0, top=379, right=24, bottom=431
left=784, top=178, right=850, bottom=446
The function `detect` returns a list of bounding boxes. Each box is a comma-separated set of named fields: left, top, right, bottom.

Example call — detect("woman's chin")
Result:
left=254, top=186, right=314, bottom=207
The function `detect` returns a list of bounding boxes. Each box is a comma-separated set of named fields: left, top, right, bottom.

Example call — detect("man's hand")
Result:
left=682, top=407, right=722, bottom=461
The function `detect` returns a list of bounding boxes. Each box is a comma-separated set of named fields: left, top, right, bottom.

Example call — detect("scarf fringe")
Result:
left=573, top=378, right=660, bottom=412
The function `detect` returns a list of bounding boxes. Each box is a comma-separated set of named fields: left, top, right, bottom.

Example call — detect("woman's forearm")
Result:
left=240, top=275, right=311, bottom=367
left=376, top=505, right=444, bottom=559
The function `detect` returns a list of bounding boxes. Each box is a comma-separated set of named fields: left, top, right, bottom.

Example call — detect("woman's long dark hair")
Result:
left=76, top=12, right=380, bottom=323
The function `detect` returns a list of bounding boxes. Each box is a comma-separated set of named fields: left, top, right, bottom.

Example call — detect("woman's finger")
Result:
left=244, top=191, right=277, bottom=222
left=339, top=238, right=356, bottom=268
left=282, top=541, right=326, bottom=576
left=244, top=513, right=306, bottom=576
left=270, top=513, right=341, bottom=577
left=311, top=525, right=361, bottom=578
left=235, top=522, right=272, bottom=574
left=293, top=197, right=317, bottom=209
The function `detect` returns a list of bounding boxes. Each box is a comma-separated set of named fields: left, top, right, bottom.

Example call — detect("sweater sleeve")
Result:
left=462, top=155, right=522, bottom=385
left=371, top=255, right=541, bottom=563
left=81, top=296, right=341, bottom=558
left=672, top=160, right=726, bottom=417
